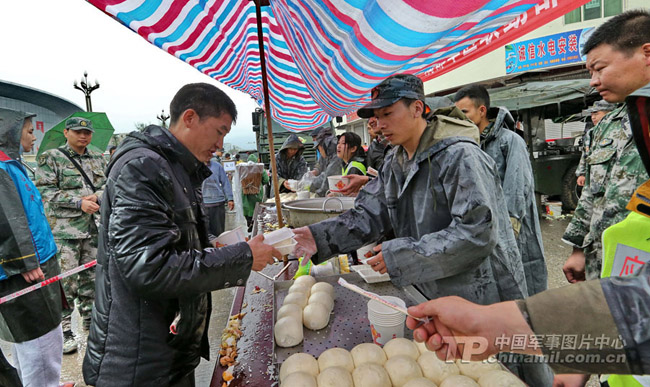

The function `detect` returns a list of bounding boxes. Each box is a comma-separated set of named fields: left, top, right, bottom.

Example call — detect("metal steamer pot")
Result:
left=281, top=197, right=355, bottom=227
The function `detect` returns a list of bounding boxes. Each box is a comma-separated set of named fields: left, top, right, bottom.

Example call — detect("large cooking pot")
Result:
left=282, top=197, right=356, bottom=228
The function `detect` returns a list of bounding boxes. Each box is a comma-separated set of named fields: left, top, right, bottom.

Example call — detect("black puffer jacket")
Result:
left=83, top=126, right=254, bottom=386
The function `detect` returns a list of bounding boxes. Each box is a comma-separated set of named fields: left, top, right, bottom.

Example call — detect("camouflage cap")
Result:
left=357, top=74, right=426, bottom=118
left=586, top=100, right=617, bottom=113
left=65, top=117, right=94, bottom=132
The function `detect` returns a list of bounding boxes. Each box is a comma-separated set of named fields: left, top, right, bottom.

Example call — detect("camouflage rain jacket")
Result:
left=309, top=107, right=527, bottom=304
left=482, top=107, right=547, bottom=295
left=36, top=142, right=107, bottom=240
left=0, top=108, right=62, bottom=343
left=563, top=104, right=649, bottom=279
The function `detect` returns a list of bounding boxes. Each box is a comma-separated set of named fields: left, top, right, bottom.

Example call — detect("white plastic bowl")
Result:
left=327, top=175, right=348, bottom=192
left=215, top=226, right=246, bottom=246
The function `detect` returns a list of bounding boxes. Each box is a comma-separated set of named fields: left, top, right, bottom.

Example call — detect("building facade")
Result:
left=0, top=79, right=83, bottom=155
left=335, top=0, right=646, bottom=133
left=426, top=0, right=644, bottom=95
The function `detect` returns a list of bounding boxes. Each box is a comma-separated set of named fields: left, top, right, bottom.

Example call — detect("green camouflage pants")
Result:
left=585, top=241, right=603, bottom=281
left=56, top=238, right=97, bottom=331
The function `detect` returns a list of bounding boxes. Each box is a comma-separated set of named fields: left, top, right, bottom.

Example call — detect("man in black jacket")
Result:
left=83, top=83, right=280, bottom=386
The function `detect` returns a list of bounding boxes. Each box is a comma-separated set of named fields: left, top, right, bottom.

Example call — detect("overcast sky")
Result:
left=0, top=0, right=259, bottom=149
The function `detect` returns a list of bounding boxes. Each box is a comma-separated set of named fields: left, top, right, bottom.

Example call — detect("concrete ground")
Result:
left=1, top=215, right=600, bottom=386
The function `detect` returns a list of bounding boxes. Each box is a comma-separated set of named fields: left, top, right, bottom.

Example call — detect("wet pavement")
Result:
left=0, top=287, right=236, bottom=387
left=1, top=215, right=600, bottom=386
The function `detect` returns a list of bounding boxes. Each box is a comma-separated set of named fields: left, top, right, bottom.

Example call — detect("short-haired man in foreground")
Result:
left=83, top=83, right=280, bottom=386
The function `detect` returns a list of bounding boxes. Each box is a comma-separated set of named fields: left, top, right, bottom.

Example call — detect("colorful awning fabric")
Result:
left=89, top=0, right=588, bottom=131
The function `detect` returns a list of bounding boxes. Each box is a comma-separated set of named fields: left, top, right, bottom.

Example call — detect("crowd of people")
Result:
left=0, top=8, right=649, bottom=387
left=293, top=9, right=650, bottom=387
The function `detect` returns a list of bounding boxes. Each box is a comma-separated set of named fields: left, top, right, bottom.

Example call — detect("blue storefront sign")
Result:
left=505, top=28, right=594, bottom=74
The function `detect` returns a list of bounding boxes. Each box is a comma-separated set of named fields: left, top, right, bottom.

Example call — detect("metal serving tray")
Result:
left=272, top=272, right=426, bottom=364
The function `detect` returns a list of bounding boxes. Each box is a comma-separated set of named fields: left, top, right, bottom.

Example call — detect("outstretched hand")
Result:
left=292, top=226, right=318, bottom=266
left=406, top=297, right=539, bottom=361
left=247, top=234, right=282, bottom=271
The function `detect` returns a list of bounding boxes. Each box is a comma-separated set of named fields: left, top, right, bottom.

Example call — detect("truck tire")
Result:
left=561, top=164, right=582, bottom=211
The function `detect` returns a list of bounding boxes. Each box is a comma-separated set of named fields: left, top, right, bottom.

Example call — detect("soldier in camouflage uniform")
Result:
left=575, top=100, right=617, bottom=186
left=35, top=117, right=106, bottom=354
left=563, top=104, right=649, bottom=281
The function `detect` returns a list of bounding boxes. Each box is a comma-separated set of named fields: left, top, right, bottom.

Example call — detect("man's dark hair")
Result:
left=582, top=9, right=650, bottom=56
left=169, top=83, right=238, bottom=125
left=400, top=98, right=429, bottom=117
left=453, top=85, right=490, bottom=110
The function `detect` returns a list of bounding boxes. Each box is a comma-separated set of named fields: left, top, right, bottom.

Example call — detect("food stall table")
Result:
left=210, top=261, right=427, bottom=386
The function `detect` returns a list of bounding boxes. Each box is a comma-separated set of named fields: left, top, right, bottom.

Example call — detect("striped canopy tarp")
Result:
left=89, top=0, right=588, bottom=131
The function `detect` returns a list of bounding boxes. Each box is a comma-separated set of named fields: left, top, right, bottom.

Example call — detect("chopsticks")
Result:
left=337, top=277, right=430, bottom=323
left=255, top=261, right=292, bottom=281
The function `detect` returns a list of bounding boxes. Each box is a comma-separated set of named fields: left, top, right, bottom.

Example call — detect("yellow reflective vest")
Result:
left=342, top=160, right=366, bottom=176
left=602, top=211, right=650, bottom=387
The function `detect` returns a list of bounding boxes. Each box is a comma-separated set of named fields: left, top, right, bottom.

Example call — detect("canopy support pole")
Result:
left=254, top=0, right=285, bottom=232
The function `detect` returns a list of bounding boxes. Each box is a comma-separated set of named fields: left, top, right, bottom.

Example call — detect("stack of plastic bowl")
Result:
left=367, top=296, right=406, bottom=345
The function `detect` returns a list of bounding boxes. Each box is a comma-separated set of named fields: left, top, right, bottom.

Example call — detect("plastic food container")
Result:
left=263, top=228, right=294, bottom=245
left=215, top=226, right=247, bottom=246
left=357, top=268, right=391, bottom=284
left=274, top=239, right=297, bottom=256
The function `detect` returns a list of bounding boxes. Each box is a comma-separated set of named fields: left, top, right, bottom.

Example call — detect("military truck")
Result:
left=252, top=108, right=320, bottom=169
left=488, top=79, right=600, bottom=210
